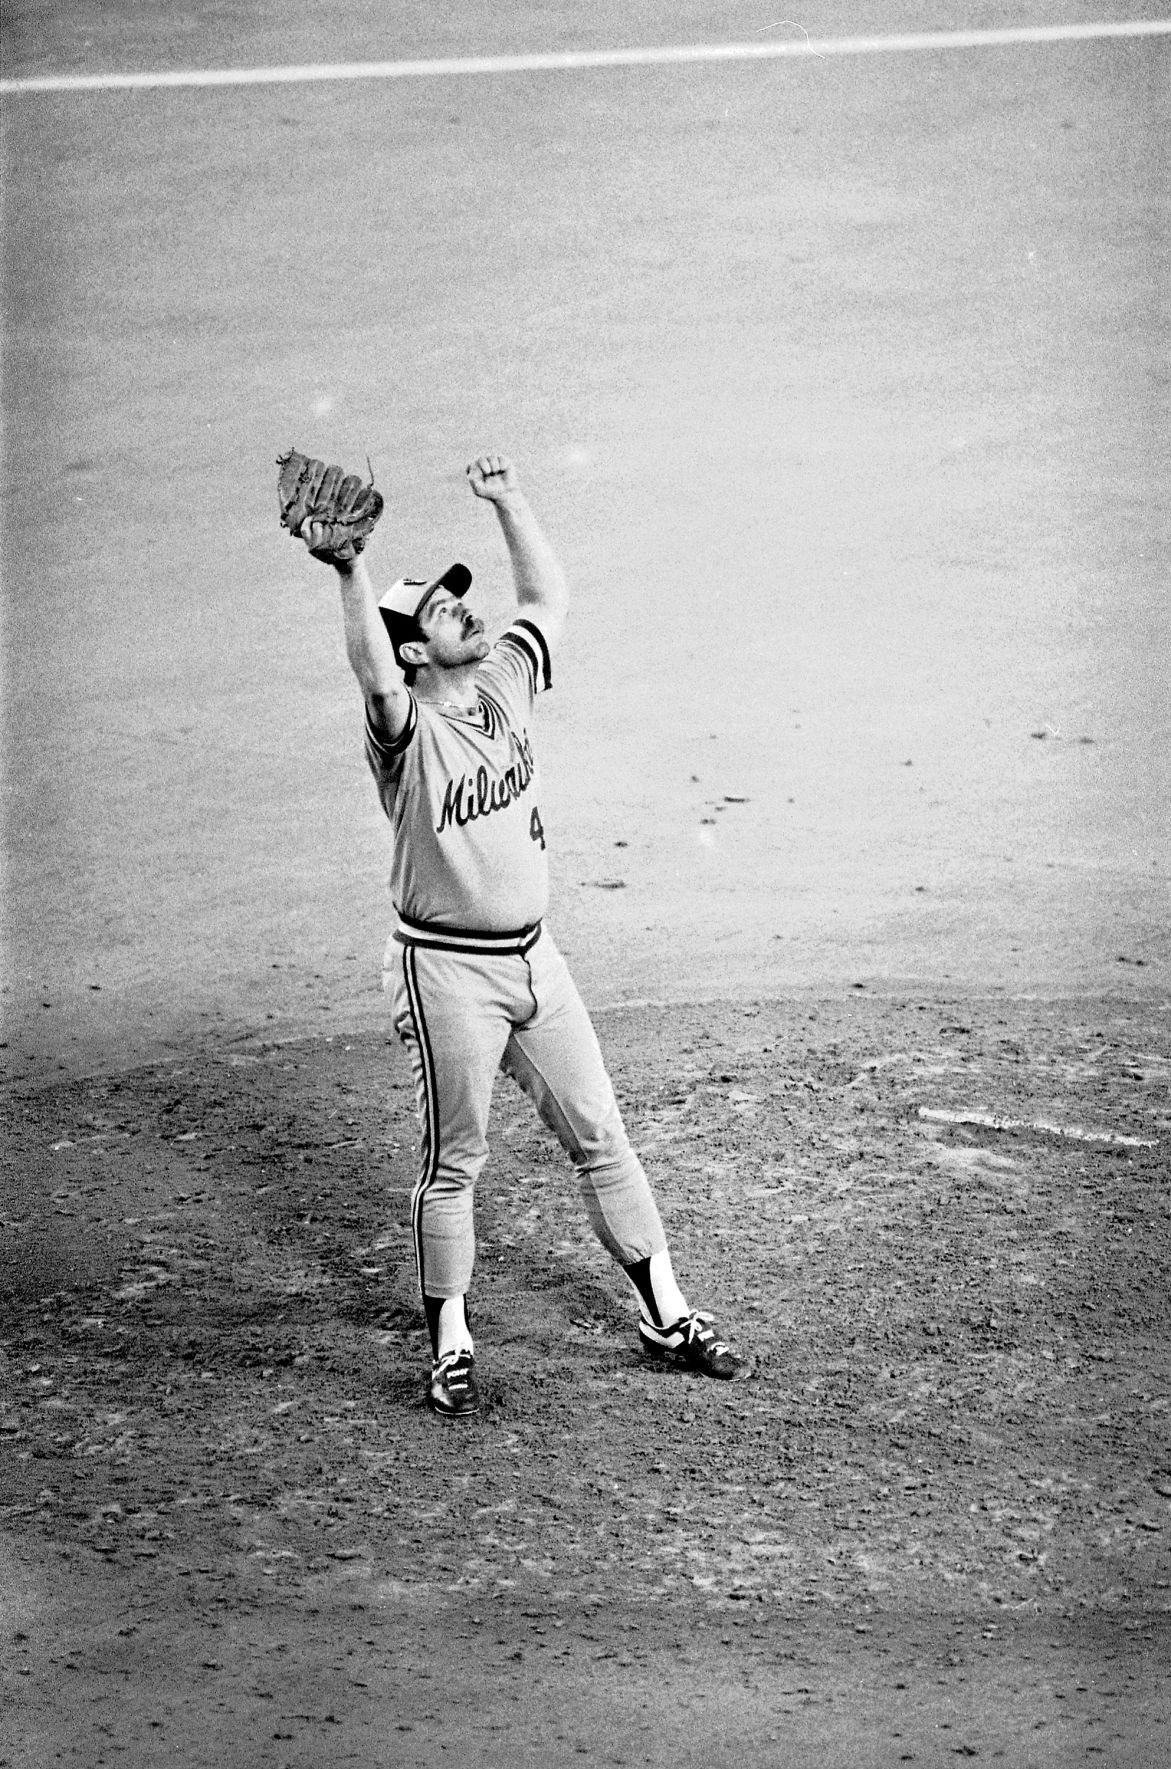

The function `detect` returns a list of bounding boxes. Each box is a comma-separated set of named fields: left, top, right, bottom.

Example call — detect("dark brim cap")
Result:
left=378, top=563, right=473, bottom=661
left=378, top=563, right=472, bottom=625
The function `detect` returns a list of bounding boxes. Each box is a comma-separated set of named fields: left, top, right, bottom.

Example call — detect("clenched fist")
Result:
left=466, top=453, right=519, bottom=502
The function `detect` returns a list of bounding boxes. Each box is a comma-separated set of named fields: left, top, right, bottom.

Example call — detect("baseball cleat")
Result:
left=427, top=1350, right=481, bottom=1417
left=638, top=1311, right=743, bottom=1379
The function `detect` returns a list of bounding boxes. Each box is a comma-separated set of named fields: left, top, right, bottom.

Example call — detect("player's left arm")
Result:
left=466, top=454, right=568, bottom=654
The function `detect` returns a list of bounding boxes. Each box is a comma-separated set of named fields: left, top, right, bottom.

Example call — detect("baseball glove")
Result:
left=276, top=447, right=384, bottom=567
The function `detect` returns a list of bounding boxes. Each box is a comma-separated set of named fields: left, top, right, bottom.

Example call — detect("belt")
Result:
left=393, top=911, right=543, bottom=956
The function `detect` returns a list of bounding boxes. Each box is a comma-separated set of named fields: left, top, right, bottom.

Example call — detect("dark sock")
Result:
left=423, top=1294, right=443, bottom=1357
left=623, top=1257, right=667, bottom=1330
left=423, top=1294, right=472, bottom=1358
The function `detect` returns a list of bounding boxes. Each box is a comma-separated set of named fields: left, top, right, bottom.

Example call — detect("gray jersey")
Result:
left=365, top=618, right=552, bottom=932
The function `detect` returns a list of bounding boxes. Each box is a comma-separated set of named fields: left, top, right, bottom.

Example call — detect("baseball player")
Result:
left=296, top=452, right=742, bottom=1415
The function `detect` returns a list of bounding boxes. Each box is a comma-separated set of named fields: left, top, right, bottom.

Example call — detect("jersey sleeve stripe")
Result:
left=365, top=692, right=417, bottom=756
left=515, top=617, right=553, bottom=692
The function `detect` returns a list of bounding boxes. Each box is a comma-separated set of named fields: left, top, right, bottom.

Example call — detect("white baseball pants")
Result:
left=385, top=922, right=668, bottom=1300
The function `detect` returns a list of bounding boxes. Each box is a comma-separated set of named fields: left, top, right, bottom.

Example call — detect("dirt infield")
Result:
left=3, top=5, right=1170, bottom=1762
left=3, top=991, right=1168, bottom=1764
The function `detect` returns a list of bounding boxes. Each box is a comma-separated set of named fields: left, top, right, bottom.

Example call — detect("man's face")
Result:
left=416, top=590, right=489, bottom=669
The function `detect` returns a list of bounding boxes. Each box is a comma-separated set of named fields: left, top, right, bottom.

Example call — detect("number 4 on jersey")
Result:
left=529, top=806, right=546, bottom=850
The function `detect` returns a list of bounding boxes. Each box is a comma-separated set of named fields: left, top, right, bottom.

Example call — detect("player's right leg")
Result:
left=387, top=940, right=514, bottom=1415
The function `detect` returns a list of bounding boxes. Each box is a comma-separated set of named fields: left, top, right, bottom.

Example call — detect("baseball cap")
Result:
left=378, top=563, right=472, bottom=662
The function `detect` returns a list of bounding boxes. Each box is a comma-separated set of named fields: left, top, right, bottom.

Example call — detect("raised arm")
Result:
left=465, top=454, right=568, bottom=652
left=301, top=522, right=412, bottom=742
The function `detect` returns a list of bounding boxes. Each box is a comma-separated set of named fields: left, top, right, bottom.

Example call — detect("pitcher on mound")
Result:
left=296, top=452, right=742, bottom=1416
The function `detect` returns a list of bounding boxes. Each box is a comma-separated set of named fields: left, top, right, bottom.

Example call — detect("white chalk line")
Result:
left=918, top=1107, right=1158, bottom=1148
left=2, top=20, right=1169, bottom=96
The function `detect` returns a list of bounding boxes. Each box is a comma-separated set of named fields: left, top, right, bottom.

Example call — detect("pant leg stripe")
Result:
left=403, top=943, right=441, bottom=1299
